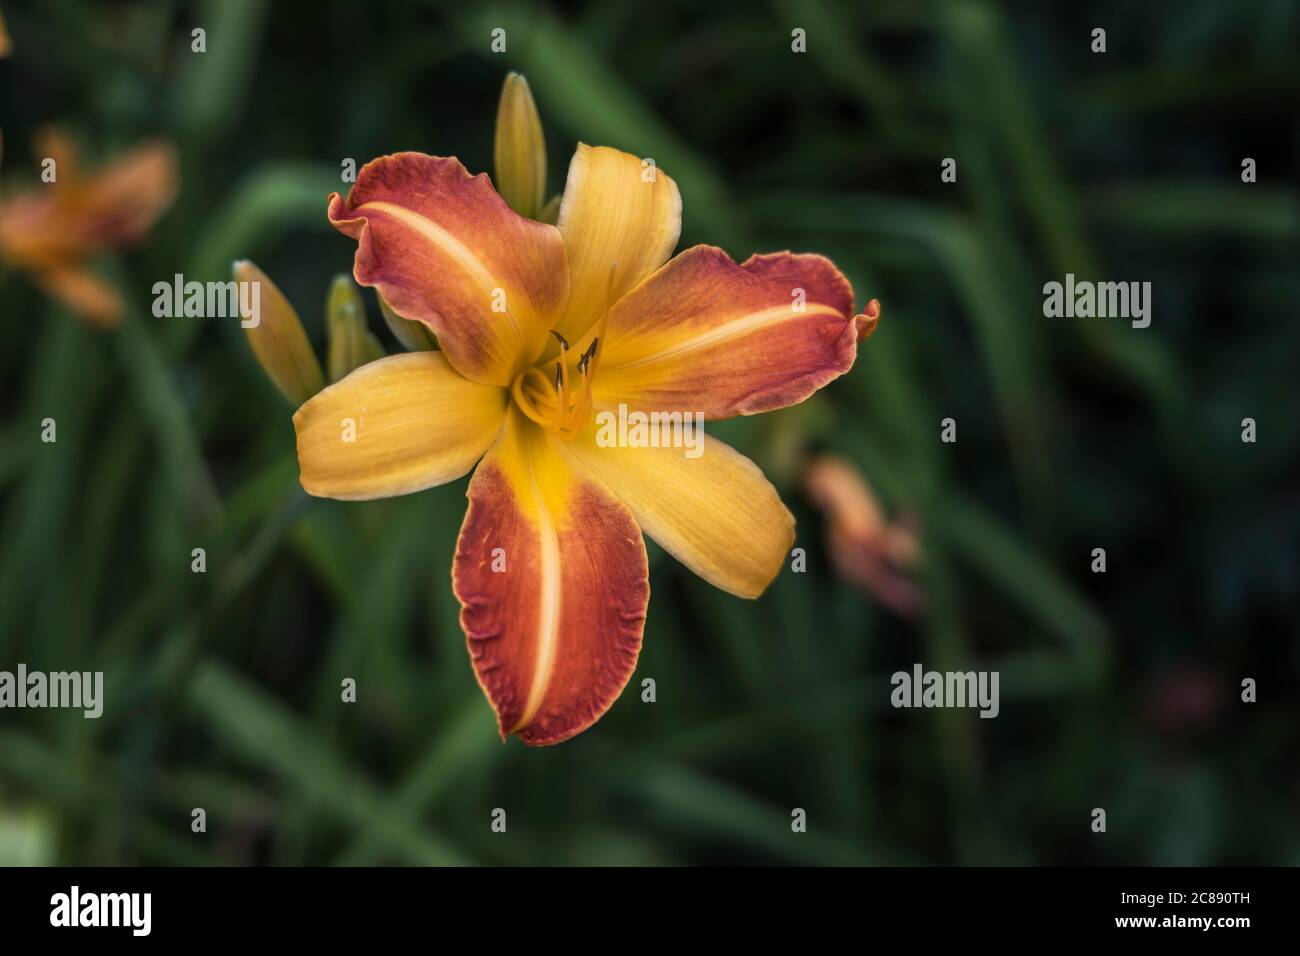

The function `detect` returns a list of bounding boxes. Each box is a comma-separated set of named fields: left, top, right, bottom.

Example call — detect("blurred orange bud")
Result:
left=804, top=453, right=921, bottom=617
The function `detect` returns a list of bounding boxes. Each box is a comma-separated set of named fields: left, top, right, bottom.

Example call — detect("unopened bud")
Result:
left=378, top=292, right=437, bottom=352
left=234, top=260, right=324, bottom=404
left=326, top=274, right=384, bottom=382
left=537, top=194, right=561, bottom=225
left=493, top=72, right=547, bottom=219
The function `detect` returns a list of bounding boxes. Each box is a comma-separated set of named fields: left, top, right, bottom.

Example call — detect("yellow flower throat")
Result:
left=510, top=329, right=603, bottom=439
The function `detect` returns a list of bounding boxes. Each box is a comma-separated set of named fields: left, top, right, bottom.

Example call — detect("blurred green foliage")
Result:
left=0, top=0, right=1297, bottom=865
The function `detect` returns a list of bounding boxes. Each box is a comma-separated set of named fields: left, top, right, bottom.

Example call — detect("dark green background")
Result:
left=0, top=0, right=1296, bottom=865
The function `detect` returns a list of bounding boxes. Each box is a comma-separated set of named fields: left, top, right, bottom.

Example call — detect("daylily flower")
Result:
left=0, top=127, right=176, bottom=326
left=293, top=86, right=879, bottom=745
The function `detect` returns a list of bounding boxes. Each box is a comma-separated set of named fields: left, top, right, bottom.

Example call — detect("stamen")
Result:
left=577, top=337, right=598, bottom=374
left=558, top=353, right=572, bottom=402
left=515, top=318, right=604, bottom=438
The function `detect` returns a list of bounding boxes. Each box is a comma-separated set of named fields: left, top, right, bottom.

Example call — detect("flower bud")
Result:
left=378, top=292, right=437, bottom=351
left=537, top=194, right=561, bottom=225
left=234, top=260, right=324, bottom=404
left=326, top=274, right=384, bottom=382
left=493, top=72, right=546, bottom=219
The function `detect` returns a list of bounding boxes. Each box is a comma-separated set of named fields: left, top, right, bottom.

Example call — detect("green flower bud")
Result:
left=378, top=292, right=437, bottom=352
left=326, top=274, right=384, bottom=382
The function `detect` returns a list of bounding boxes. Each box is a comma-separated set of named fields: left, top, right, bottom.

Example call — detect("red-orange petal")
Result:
left=453, top=410, right=649, bottom=745
left=592, top=245, right=869, bottom=419
left=328, top=153, right=569, bottom=387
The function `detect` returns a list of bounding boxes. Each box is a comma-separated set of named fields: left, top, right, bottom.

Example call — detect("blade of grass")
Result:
left=189, top=661, right=472, bottom=866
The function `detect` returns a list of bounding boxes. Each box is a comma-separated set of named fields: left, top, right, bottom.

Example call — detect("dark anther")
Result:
left=554, top=362, right=563, bottom=391
left=550, top=330, right=570, bottom=351
left=577, top=337, right=598, bottom=374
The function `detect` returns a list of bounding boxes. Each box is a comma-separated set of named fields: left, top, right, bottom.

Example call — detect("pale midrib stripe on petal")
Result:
left=361, top=200, right=528, bottom=347
left=511, top=460, right=562, bottom=732
left=606, top=304, right=842, bottom=372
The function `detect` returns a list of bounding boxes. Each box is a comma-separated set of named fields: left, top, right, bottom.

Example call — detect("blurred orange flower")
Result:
left=804, top=454, right=922, bottom=617
left=0, top=9, right=11, bottom=58
left=0, top=128, right=177, bottom=326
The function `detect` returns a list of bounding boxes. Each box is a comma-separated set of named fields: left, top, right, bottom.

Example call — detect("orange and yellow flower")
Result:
left=292, top=82, right=879, bottom=745
left=0, top=128, right=177, bottom=326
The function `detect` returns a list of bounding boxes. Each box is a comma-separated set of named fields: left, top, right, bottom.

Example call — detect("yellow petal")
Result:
left=552, top=144, right=681, bottom=343
left=564, top=429, right=793, bottom=598
left=294, top=352, right=507, bottom=500
left=326, top=274, right=384, bottom=382
left=493, top=72, right=546, bottom=219
left=235, top=260, right=325, bottom=404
